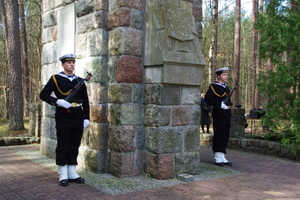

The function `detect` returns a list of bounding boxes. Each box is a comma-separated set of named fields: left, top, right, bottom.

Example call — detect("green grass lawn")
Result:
left=0, top=118, right=30, bottom=137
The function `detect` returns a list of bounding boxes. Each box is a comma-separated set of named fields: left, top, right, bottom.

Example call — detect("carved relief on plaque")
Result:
left=144, top=0, right=205, bottom=66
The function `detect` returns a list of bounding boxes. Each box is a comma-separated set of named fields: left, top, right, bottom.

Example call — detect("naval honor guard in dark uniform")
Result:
left=205, top=67, right=232, bottom=166
left=40, top=54, right=90, bottom=186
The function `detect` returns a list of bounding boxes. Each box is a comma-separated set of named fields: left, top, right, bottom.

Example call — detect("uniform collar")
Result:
left=213, top=81, right=227, bottom=88
left=58, top=71, right=78, bottom=79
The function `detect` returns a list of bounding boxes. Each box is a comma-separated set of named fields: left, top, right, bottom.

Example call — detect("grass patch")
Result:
left=0, top=118, right=30, bottom=137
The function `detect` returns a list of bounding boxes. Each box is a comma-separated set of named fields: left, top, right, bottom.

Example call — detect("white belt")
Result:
left=71, top=102, right=82, bottom=107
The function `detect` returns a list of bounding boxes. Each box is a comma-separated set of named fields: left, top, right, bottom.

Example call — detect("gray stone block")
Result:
left=76, top=0, right=94, bottom=17
left=181, top=87, right=201, bottom=105
left=132, top=84, right=143, bottom=104
left=161, top=86, right=181, bottom=105
left=40, top=137, right=56, bottom=159
left=92, top=11, right=108, bottom=29
left=42, top=10, right=57, bottom=29
left=41, top=117, right=56, bottom=140
left=79, top=147, right=107, bottom=173
left=145, top=127, right=183, bottom=154
left=77, top=14, right=94, bottom=34
left=42, top=27, right=54, bottom=44
left=83, top=56, right=108, bottom=83
left=143, top=84, right=151, bottom=104
left=174, top=152, right=200, bottom=175
left=185, top=126, right=200, bottom=151
left=131, top=9, right=143, bottom=29
left=135, top=125, right=145, bottom=150
left=120, top=104, right=144, bottom=125
left=88, top=123, right=109, bottom=150
left=108, top=83, right=132, bottom=103
left=144, top=105, right=171, bottom=127
left=76, top=34, right=87, bottom=58
left=190, top=105, right=200, bottom=125
left=88, top=29, right=108, bottom=56
left=109, top=0, right=117, bottom=11
left=108, top=27, right=142, bottom=56
left=151, top=84, right=161, bottom=105
left=42, top=42, right=57, bottom=64
left=177, top=174, right=195, bottom=182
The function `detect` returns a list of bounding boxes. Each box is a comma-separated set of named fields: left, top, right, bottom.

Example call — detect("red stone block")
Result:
left=109, top=151, right=143, bottom=177
left=148, top=154, right=174, bottom=180
left=117, top=0, right=143, bottom=10
left=172, top=107, right=189, bottom=126
left=108, top=8, right=131, bottom=29
left=116, top=56, right=143, bottom=83
left=192, top=6, right=202, bottom=22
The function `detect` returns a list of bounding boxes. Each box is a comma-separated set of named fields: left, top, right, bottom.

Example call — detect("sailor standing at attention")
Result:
left=40, top=54, right=90, bottom=186
left=205, top=67, right=232, bottom=166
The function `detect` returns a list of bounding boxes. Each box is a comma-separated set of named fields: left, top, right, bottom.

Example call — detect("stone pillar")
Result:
left=230, top=108, right=246, bottom=137
left=107, top=0, right=144, bottom=178
left=75, top=0, right=109, bottom=174
left=144, top=0, right=205, bottom=179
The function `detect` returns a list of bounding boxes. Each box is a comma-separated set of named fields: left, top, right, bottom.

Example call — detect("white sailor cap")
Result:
left=59, top=54, right=77, bottom=63
left=215, top=67, right=228, bottom=75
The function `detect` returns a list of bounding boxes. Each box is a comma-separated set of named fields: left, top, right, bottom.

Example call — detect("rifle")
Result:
left=223, top=82, right=239, bottom=105
left=65, top=71, right=93, bottom=113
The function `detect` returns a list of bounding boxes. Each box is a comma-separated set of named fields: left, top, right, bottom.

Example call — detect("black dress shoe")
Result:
left=223, top=162, right=233, bottom=166
left=68, top=177, right=85, bottom=183
left=59, top=179, right=68, bottom=186
left=214, top=162, right=224, bottom=166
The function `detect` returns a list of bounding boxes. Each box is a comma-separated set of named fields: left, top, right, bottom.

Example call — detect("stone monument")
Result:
left=41, top=0, right=205, bottom=179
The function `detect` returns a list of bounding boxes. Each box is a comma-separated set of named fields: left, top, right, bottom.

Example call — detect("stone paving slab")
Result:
left=1, top=144, right=300, bottom=199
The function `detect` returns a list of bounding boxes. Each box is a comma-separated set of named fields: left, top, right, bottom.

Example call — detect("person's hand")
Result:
left=56, top=99, right=71, bottom=109
left=221, top=101, right=228, bottom=110
left=83, top=119, right=90, bottom=130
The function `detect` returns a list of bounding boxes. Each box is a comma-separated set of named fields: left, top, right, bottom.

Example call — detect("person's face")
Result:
left=62, top=61, right=75, bottom=75
left=218, top=73, right=228, bottom=84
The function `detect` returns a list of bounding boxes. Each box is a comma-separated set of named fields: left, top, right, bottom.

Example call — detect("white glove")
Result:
left=221, top=101, right=228, bottom=110
left=56, top=99, right=71, bottom=109
left=83, top=119, right=90, bottom=130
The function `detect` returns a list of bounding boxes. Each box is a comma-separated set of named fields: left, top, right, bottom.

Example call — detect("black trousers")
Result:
left=212, top=115, right=231, bottom=154
left=55, top=107, right=84, bottom=166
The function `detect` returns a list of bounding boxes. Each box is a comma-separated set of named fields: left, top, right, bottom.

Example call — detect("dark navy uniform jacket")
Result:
left=40, top=72, right=90, bottom=120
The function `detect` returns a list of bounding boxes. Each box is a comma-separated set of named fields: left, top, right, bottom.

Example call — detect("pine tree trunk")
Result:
left=0, top=0, right=9, bottom=119
left=255, top=0, right=264, bottom=108
left=6, top=0, right=24, bottom=130
left=211, top=0, right=218, bottom=82
left=233, top=0, right=241, bottom=107
left=19, top=0, right=30, bottom=117
left=252, top=0, right=258, bottom=108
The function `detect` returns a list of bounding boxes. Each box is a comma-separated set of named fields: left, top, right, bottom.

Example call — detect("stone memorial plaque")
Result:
left=57, top=3, right=76, bottom=61
left=163, top=64, right=203, bottom=85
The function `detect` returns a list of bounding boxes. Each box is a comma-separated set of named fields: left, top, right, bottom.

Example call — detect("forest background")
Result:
left=1, top=0, right=300, bottom=150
